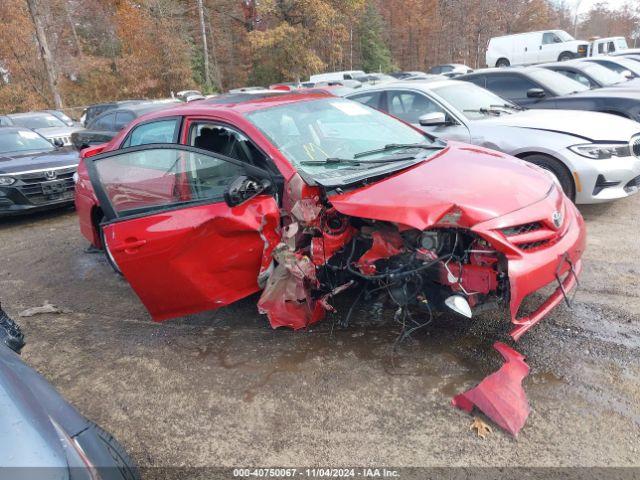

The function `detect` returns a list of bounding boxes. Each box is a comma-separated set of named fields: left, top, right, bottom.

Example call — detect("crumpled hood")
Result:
left=328, top=143, right=552, bottom=230
left=0, top=148, right=79, bottom=174
left=477, top=109, right=640, bottom=142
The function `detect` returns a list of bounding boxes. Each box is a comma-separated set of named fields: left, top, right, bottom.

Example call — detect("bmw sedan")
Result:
left=459, top=67, right=640, bottom=121
left=346, top=80, right=640, bottom=203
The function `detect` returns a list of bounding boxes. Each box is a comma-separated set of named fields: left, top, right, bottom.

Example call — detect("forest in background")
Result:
left=0, top=0, right=638, bottom=113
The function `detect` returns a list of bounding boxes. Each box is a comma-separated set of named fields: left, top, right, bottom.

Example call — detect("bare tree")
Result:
left=25, top=0, right=63, bottom=108
left=197, top=0, right=212, bottom=86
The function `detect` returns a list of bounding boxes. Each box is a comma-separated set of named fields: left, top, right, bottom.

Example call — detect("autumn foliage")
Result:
left=0, top=0, right=638, bottom=115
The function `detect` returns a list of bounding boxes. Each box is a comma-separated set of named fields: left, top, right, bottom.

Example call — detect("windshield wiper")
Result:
left=490, top=103, right=524, bottom=111
left=353, top=143, right=443, bottom=159
left=300, top=154, right=418, bottom=166
left=463, top=107, right=503, bottom=116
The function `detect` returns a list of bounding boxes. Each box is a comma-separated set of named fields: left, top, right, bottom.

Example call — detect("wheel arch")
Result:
left=515, top=151, right=576, bottom=199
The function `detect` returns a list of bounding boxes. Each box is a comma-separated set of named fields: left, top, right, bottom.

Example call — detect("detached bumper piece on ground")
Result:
left=453, top=342, right=531, bottom=437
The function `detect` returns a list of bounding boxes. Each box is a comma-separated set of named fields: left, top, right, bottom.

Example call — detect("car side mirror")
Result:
left=52, top=138, right=64, bottom=147
left=224, top=176, right=271, bottom=208
left=621, top=70, right=634, bottom=80
left=526, top=88, right=546, bottom=99
left=419, top=112, right=447, bottom=126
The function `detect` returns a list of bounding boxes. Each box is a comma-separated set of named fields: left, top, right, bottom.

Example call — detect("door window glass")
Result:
left=92, top=113, right=115, bottom=130
left=386, top=91, right=445, bottom=123
left=542, top=32, right=561, bottom=44
left=123, top=119, right=179, bottom=147
left=486, top=74, right=539, bottom=99
left=93, top=147, right=246, bottom=217
left=189, top=122, right=268, bottom=169
left=348, top=92, right=382, bottom=109
left=114, top=111, right=136, bottom=131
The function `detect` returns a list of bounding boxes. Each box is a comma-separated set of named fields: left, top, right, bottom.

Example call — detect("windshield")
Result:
left=555, top=31, right=574, bottom=42
left=10, top=113, right=66, bottom=129
left=582, top=63, right=625, bottom=85
left=616, top=38, right=628, bottom=50
left=433, top=83, right=519, bottom=120
left=245, top=98, right=441, bottom=183
left=527, top=69, right=589, bottom=95
left=0, top=129, right=53, bottom=153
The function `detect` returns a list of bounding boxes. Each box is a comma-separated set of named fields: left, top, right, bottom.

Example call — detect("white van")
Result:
left=309, top=70, right=366, bottom=83
left=486, top=30, right=589, bottom=67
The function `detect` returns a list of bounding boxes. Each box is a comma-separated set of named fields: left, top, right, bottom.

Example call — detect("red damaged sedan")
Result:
left=74, top=92, right=585, bottom=341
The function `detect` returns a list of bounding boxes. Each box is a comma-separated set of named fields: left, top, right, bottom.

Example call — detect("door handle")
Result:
left=111, top=239, right=148, bottom=253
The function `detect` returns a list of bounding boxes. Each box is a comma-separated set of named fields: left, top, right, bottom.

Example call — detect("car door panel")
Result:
left=87, top=144, right=280, bottom=321
left=102, top=197, right=279, bottom=320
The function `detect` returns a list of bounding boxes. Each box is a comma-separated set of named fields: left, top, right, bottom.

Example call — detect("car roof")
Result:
left=461, top=67, right=542, bottom=76
left=7, top=111, right=58, bottom=119
left=0, top=127, right=32, bottom=134
left=352, top=79, right=462, bottom=92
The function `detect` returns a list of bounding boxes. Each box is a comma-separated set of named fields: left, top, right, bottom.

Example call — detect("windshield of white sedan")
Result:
left=0, top=130, right=53, bottom=153
left=583, top=63, right=625, bottom=86
left=10, top=114, right=67, bottom=129
left=433, top=83, right=519, bottom=120
left=245, top=98, right=442, bottom=178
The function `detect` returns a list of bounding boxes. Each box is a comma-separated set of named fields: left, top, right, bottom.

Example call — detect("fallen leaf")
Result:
left=470, top=417, right=493, bottom=439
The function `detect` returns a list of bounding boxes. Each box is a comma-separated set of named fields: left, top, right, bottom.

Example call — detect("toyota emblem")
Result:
left=551, top=211, right=563, bottom=229
left=44, top=170, right=57, bottom=180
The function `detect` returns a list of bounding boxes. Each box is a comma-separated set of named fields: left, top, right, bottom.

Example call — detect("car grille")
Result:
left=631, top=135, right=640, bottom=159
left=500, top=219, right=562, bottom=252
left=14, top=166, right=76, bottom=205
left=500, top=222, right=542, bottom=236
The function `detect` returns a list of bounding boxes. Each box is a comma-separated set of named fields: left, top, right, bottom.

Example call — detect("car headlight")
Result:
left=568, top=143, right=630, bottom=159
left=0, top=176, right=16, bottom=186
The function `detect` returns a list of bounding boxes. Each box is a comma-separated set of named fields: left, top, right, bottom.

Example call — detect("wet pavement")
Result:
left=0, top=197, right=638, bottom=468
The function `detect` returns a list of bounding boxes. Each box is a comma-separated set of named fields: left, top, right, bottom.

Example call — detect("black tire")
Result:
left=496, top=58, right=510, bottom=68
left=558, top=51, right=574, bottom=62
left=85, top=421, right=141, bottom=480
left=98, top=219, right=123, bottom=275
left=523, top=154, right=575, bottom=201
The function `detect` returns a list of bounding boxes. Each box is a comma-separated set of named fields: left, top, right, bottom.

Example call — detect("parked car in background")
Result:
left=6, top=112, right=82, bottom=146
left=539, top=59, right=640, bottom=89
left=72, top=101, right=180, bottom=150
left=74, top=92, right=585, bottom=341
left=0, top=115, right=14, bottom=126
left=486, top=30, right=588, bottom=67
left=353, top=73, right=395, bottom=85
left=175, top=89, right=205, bottom=102
left=389, top=71, right=428, bottom=79
left=45, top=109, right=81, bottom=127
left=428, top=64, right=473, bottom=77
left=588, top=36, right=628, bottom=56
left=0, top=128, right=80, bottom=215
left=79, top=100, right=146, bottom=127
left=581, top=56, right=640, bottom=79
left=459, top=67, right=640, bottom=121
left=346, top=80, right=640, bottom=203
left=309, top=70, right=365, bottom=83
left=612, top=49, right=640, bottom=57
left=0, top=310, right=139, bottom=479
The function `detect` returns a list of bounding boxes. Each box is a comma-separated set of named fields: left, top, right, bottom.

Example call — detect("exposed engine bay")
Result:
left=257, top=177, right=510, bottom=338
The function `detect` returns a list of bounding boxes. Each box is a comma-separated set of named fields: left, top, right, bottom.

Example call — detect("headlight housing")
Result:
left=568, top=143, right=631, bottom=159
left=0, top=176, right=16, bottom=186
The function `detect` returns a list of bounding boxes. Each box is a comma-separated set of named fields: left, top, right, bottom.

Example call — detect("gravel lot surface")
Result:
left=0, top=197, right=638, bottom=473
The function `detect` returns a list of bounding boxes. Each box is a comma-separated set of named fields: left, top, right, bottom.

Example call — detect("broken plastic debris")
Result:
left=19, top=302, right=64, bottom=317
left=469, top=417, right=493, bottom=439
left=452, top=341, right=530, bottom=437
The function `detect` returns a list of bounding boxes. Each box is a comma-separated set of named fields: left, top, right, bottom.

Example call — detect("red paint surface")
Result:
left=452, top=342, right=531, bottom=437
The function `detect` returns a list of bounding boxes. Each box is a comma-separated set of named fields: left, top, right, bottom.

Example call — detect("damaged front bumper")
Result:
left=473, top=187, right=586, bottom=340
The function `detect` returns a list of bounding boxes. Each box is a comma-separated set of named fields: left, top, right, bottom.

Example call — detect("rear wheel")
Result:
left=496, top=58, right=510, bottom=68
left=558, top=51, right=574, bottom=62
left=523, top=154, right=575, bottom=201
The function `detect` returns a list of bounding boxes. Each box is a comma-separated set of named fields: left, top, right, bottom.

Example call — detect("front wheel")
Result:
left=496, top=58, right=510, bottom=68
left=524, top=154, right=575, bottom=201
left=558, top=52, right=574, bottom=62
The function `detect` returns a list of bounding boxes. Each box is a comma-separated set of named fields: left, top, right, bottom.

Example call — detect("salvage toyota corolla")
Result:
left=74, top=92, right=586, bottom=340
